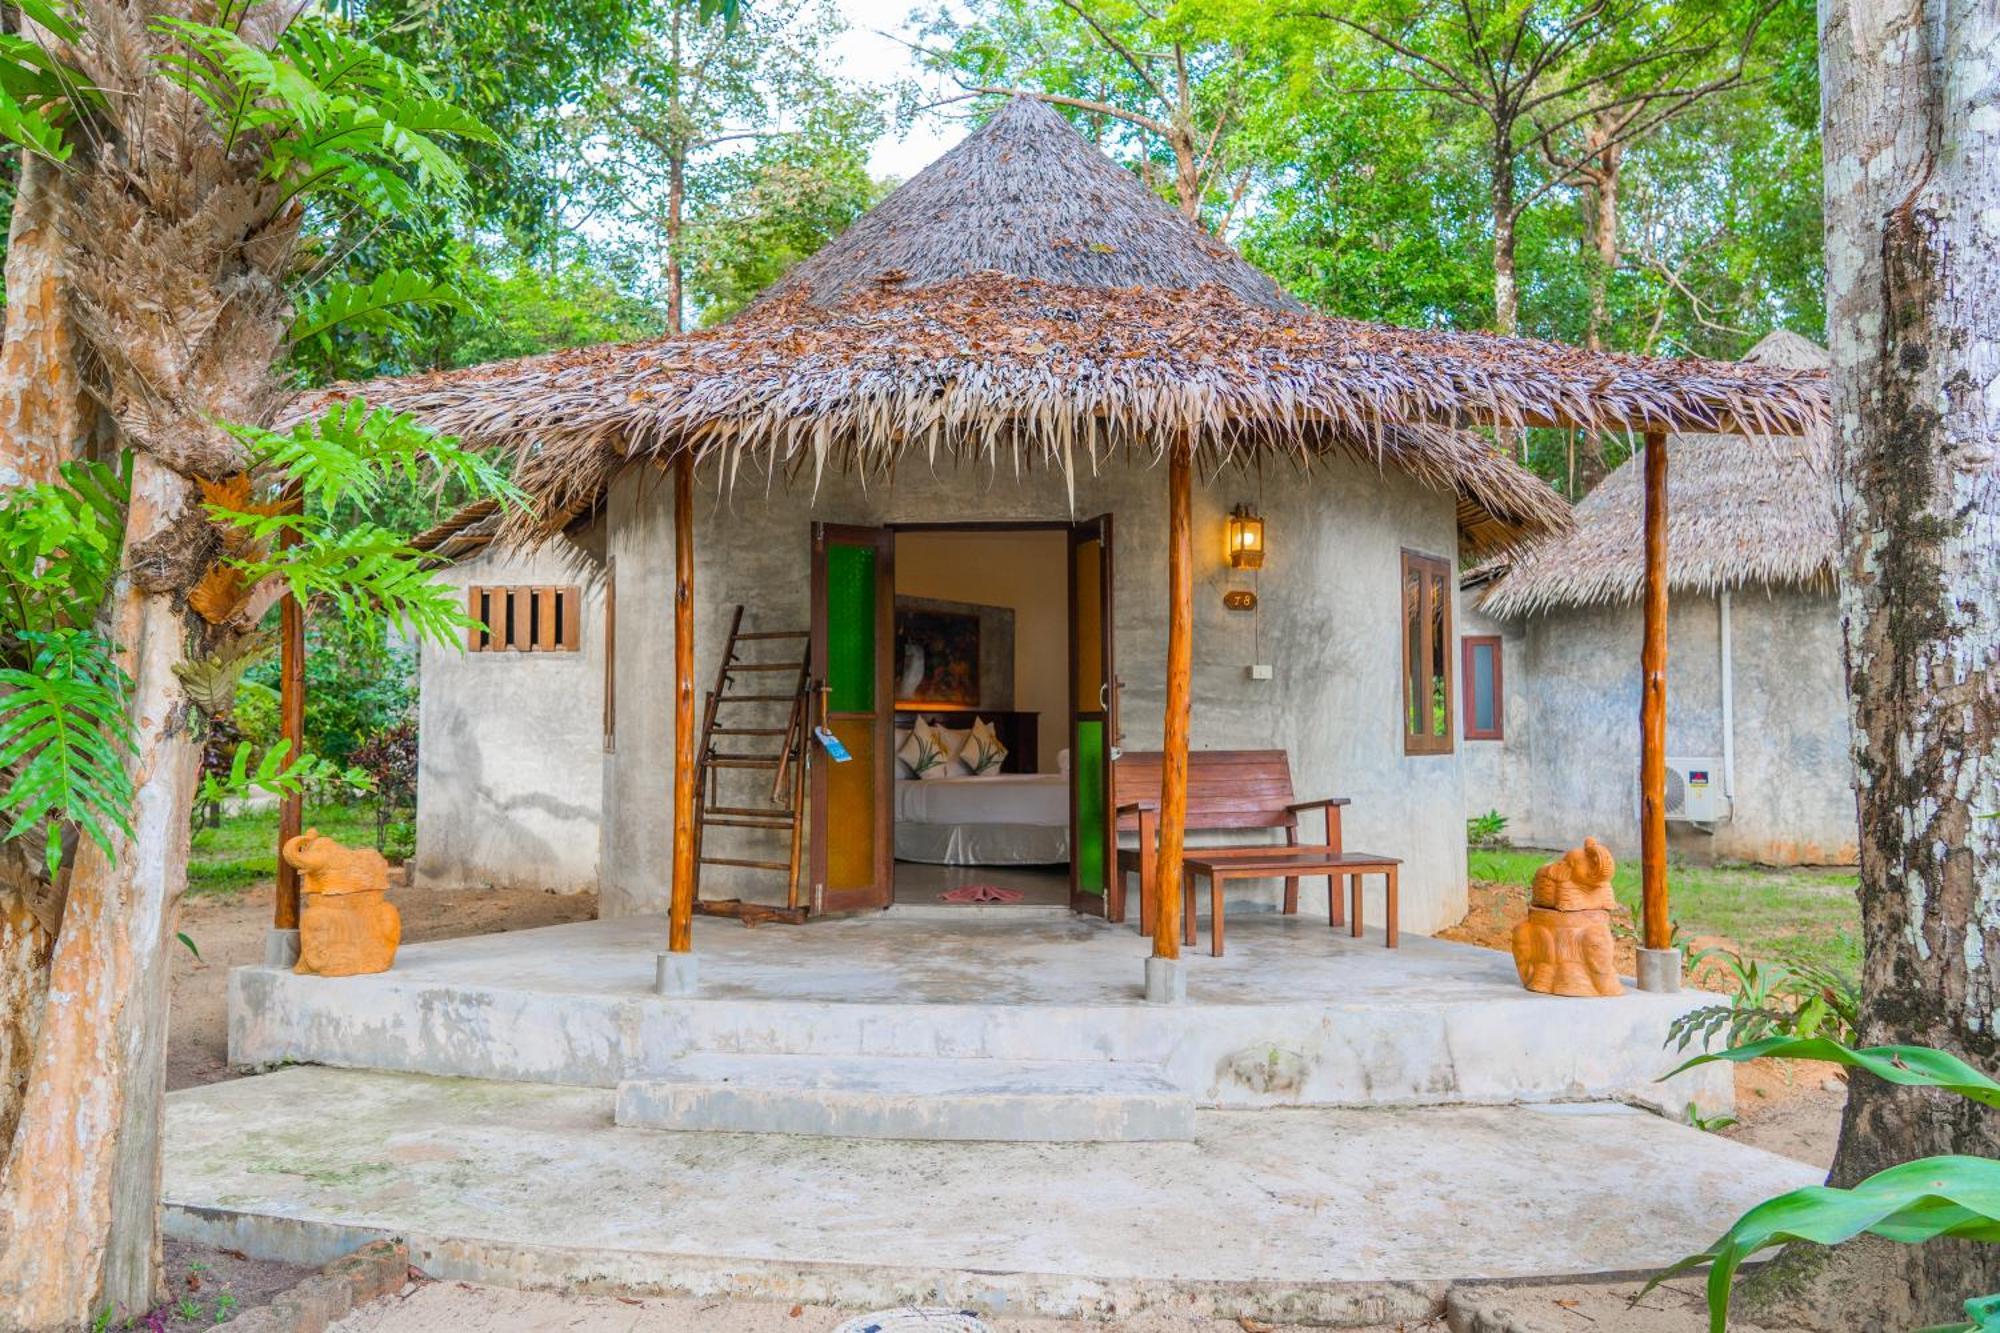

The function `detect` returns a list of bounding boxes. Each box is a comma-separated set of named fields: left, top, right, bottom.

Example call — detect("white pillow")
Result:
left=1057, top=747, right=1070, bottom=774
left=938, top=725, right=974, bottom=776
left=896, top=717, right=952, bottom=780
left=961, top=717, right=1009, bottom=775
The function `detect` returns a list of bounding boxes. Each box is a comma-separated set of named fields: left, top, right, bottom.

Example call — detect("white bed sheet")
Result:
left=893, top=774, right=1069, bottom=826
left=893, top=774, right=1071, bottom=866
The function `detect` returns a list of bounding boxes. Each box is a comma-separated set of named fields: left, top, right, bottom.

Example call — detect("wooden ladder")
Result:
left=691, top=605, right=811, bottom=925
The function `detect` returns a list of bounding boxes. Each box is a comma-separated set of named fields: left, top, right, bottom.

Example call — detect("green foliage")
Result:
left=243, top=618, right=413, bottom=773
left=1465, top=810, right=1509, bottom=849
left=196, top=738, right=370, bottom=809
left=212, top=402, right=517, bottom=646
left=1656, top=1038, right=2000, bottom=1331
left=0, top=631, right=135, bottom=873
left=0, top=457, right=130, bottom=635
left=288, top=268, right=469, bottom=350
left=1667, top=1037, right=2000, bottom=1110
left=1665, top=946, right=1859, bottom=1051
left=1657, top=1154, right=2000, bottom=1333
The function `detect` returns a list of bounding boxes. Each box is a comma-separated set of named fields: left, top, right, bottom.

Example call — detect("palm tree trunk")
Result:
left=0, top=454, right=201, bottom=1328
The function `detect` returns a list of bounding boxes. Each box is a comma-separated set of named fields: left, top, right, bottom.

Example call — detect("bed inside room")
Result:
left=890, top=528, right=1073, bottom=908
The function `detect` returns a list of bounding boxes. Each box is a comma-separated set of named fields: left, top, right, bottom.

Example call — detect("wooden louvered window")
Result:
left=1401, top=550, right=1454, bottom=755
left=467, top=585, right=582, bottom=653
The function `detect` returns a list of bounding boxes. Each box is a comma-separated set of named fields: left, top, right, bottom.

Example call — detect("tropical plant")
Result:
left=1665, top=945, right=1860, bottom=1053
left=1654, top=1037, right=2000, bottom=1332
left=0, top=3, right=528, bottom=1323
left=1466, top=809, right=1509, bottom=849
left=350, top=718, right=416, bottom=851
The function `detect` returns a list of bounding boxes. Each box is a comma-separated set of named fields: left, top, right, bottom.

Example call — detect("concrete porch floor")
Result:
left=162, top=1066, right=1817, bottom=1326
left=231, top=911, right=1729, bottom=1112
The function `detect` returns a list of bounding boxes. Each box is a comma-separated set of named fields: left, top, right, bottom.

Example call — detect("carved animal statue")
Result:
left=1529, top=837, right=1618, bottom=913
left=1512, top=838, right=1623, bottom=997
left=283, top=828, right=401, bottom=977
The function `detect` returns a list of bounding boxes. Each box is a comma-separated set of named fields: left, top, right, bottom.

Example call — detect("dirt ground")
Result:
left=171, top=873, right=1843, bottom=1332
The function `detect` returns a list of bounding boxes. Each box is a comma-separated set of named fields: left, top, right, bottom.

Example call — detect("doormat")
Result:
left=937, top=885, right=1024, bottom=904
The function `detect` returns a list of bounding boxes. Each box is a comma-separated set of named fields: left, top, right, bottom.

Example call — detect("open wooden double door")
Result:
left=807, top=518, right=1117, bottom=917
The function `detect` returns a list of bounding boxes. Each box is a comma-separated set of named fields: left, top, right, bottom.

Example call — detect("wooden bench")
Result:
left=1182, top=850, right=1401, bottom=956
left=1111, top=750, right=1347, bottom=926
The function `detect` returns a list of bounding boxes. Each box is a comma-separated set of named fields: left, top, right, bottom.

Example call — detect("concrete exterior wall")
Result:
left=1464, top=585, right=1856, bottom=864
left=599, top=453, right=1474, bottom=933
left=413, top=537, right=606, bottom=893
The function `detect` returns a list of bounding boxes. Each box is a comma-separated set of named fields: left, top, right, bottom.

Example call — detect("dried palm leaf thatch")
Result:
left=307, top=99, right=1822, bottom=552
left=757, top=96, right=1299, bottom=313
left=1474, top=332, right=1836, bottom=619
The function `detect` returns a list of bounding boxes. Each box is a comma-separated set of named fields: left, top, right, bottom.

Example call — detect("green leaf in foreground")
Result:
left=1648, top=1157, right=2000, bottom=1333
left=1665, top=1036, right=2000, bottom=1109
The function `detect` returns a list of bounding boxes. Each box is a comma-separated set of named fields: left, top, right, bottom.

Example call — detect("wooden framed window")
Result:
left=1462, top=634, right=1503, bottom=741
left=467, top=585, right=582, bottom=653
left=1401, top=550, right=1454, bottom=754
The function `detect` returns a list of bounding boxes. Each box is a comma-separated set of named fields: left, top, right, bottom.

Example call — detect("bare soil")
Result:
left=169, top=873, right=598, bottom=1091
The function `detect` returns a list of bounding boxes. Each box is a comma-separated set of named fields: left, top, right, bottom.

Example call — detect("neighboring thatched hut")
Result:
left=331, top=98, right=1826, bottom=953
left=1463, top=332, right=1853, bottom=865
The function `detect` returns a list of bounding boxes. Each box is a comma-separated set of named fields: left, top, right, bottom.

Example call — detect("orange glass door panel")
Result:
left=809, top=523, right=894, bottom=914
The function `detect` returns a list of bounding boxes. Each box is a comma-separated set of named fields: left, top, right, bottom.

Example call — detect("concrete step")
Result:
left=164, top=1067, right=1819, bottom=1324
left=615, top=1053, right=1194, bottom=1142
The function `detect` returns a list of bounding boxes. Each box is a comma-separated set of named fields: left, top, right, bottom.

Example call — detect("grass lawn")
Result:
left=189, top=802, right=410, bottom=897
left=1468, top=847, right=1862, bottom=979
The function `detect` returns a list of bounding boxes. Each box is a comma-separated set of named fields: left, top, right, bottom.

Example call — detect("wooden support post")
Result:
left=1639, top=429, right=1671, bottom=951
left=668, top=453, right=698, bottom=954
left=274, top=587, right=304, bottom=929
left=1153, top=448, right=1193, bottom=961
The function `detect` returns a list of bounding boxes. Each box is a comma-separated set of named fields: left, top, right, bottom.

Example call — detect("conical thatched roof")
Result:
left=758, top=97, right=1299, bottom=312
left=311, top=98, right=1826, bottom=554
left=1472, top=332, right=1836, bottom=619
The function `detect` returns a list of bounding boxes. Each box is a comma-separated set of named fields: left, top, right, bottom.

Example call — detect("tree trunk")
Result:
left=0, top=154, right=91, bottom=488
left=1749, top=1, right=2000, bottom=1325
left=1489, top=133, right=1519, bottom=338
left=667, top=150, right=685, bottom=335
left=1578, top=131, right=1623, bottom=495
left=0, top=454, right=201, bottom=1329
left=0, top=149, right=94, bottom=1172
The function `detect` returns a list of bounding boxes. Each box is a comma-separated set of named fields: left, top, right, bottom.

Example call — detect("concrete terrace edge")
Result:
left=162, top=1199, right=1443, bottom=1327
left=228, top=963, right=1731, bottom=1115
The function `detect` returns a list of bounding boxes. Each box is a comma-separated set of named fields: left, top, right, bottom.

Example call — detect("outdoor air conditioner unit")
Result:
left=1662, top=756, right=1731, bottom=823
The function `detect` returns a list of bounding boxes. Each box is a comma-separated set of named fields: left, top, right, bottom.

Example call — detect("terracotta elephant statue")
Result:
left=1511, top=837, right=1623, bottom=997
left=282, top=828, right=402, bottom=977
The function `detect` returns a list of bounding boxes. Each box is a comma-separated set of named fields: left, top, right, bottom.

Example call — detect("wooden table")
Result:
left=1181, top=850, right=1402, bottom=957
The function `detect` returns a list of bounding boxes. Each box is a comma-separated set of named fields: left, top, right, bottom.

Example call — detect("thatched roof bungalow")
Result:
left=325, top=98, right=1828, bottom=990
left=1463, top=332, right=1853, bottom=866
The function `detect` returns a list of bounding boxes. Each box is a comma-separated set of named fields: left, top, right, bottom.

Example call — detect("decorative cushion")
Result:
left=961, top=717, right=1009, bottom=775
left=896, top=717, right=952, bottom=780
left=938, top=724, right=974, bottom=777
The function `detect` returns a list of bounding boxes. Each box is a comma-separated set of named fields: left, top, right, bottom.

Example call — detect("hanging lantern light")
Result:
left=1226, top=503, right=1266, bottom=569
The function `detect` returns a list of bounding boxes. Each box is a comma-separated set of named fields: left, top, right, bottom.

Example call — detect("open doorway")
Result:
left=889, top=525, right=1072, bottom=908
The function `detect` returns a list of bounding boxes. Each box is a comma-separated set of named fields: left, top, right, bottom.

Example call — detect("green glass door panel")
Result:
left=1073, top=719, right=1106, bottom=896
left=825, top=543, right=877, bottom=713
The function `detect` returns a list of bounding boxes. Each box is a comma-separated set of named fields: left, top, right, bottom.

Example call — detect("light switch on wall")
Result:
left=1247, top=663, right=1274, bottom=681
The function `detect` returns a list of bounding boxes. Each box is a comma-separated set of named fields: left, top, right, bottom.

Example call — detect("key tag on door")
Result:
left=813, top=726, right=852, bottom=762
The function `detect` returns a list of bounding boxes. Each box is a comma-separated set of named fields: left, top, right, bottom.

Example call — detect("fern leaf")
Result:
left=289, top=269, right=466, bottom=345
